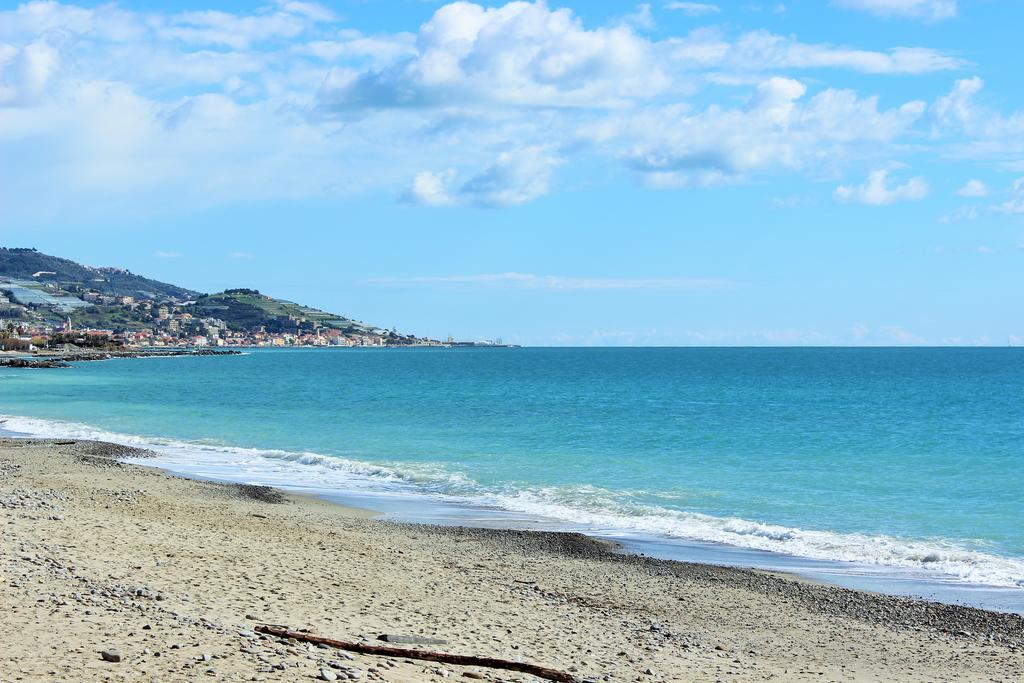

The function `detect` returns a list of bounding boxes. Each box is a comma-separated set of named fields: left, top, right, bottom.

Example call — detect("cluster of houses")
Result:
left=3, top=317, right=437, bottom=351
left=1, top=294, right=446, bottom=350
left=0, top=279, right=498, bottom=350
left=119, top=324, right=404, bottom=349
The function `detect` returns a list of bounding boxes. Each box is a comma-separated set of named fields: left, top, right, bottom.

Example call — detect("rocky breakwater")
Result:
left=3, top=348, right=243, bottom=368
left=0, top=357, right=70, bottom=369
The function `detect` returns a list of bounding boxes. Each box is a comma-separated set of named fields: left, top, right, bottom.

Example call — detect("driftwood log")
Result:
left=255, top=624, right=578, bottom=682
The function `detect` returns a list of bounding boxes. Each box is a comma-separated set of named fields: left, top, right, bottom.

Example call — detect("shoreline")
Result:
left=3, top=437, right=1024, bottom=681
left=3, top=411, right=1023, bottom=614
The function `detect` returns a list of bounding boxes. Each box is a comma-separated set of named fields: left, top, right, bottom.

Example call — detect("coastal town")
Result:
left=0, top=249, right=509, bottom=352
left=0, top=290, right=501, bottom=351
left=0, top=314, right=441, bottom=351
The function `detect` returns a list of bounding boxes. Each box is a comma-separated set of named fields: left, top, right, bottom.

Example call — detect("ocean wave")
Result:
left=489, top=488, right=1024, bottom=587
left=3, top=412, right=1023, bottom=589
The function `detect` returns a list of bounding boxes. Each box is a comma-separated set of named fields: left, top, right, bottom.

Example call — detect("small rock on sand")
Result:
left=100, top=648, right=122, bottom=662
left=319, top=669, right=339, bottom=681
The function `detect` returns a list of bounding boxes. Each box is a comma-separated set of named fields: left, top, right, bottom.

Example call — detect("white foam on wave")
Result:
left=490, top=488, right=1024, bottom=588
left=3, top=412, right=1023, bottom=589
left=0, top=414, right=414, bottom=492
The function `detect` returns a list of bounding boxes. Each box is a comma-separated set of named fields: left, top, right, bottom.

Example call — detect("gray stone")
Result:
left=100, top=648, right=122, bottom=662
left=319, top=669, right=339, bottom=682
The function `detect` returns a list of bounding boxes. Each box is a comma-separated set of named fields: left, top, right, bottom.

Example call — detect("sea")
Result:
left=2, top=347, right=1023, bottom=613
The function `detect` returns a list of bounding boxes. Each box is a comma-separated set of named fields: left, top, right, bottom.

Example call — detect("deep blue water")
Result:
left=2, top=347, right=1023, bottom=606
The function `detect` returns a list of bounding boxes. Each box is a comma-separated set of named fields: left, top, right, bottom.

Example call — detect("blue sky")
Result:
left=1, top=0, right=1022, bottom=345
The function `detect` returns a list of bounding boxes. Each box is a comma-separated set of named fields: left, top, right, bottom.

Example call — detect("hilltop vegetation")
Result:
left=190, top=290, right=379, bottom=335
left=0, top=247, right=199, bottom=300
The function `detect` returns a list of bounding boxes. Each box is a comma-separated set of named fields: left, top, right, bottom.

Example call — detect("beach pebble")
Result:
left=319, top=669, right=339, bottom=681
left=100, top=648, right=122, bottom=662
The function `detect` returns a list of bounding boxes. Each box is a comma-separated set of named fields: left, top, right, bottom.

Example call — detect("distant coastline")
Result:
left=2, top=247, right=516, bottom=353
left=0, top=344, right=523, bottom=369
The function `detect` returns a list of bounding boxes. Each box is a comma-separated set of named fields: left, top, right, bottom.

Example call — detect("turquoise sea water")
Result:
left=2, top=348, right=1023, bottom=607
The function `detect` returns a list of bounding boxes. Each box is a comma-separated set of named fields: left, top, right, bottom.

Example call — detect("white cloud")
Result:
left=405, top=169, right=457, bottom=206
left=614, top=78, right=925, bottom=186
left=835, top=169, right=929, bottom=205
left=680, top=328, right=834, bottom=345
left=833, top=0, right=957, bottom=22
left=0, top=37, right=60, bottom=104
left=458, top=147, right=561, bottom=207
left=668, top=28, right=961, bottom=74
left=553, top=327, right=843, bottom=347
left=880, top=325, right=928, bottom=345
left=990, top=177, right=1024, bottom=215
left=318, top=1, right=669, bottom=111
left=956, top=179, right=988, bottom=197
left=932, top=77, right=984, bottom=132
left=406, top=148, right=562, bottom=207
left=299, top=33, right=417, bottom=66
left=276, top=1, right=337, bottom=23
left=665, top=2, right=722, bottom=15
left=930, top=78, right=1024, bottom=163
left=158, top=5, right=335, bottom=50
left=0, top=0, right=1003, bottom=218
left=938, top=205, right=978, bottom=223
left=366, top=272, right=731, bottom=290
left=621, top=4, right=656, bottom=31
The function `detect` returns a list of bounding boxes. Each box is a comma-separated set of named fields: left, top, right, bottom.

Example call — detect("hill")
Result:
left=0, top=248, right=406, bottom=342
left=189, top=289, right=381, bottom=335
left=0, top=247, right=199, bottom=301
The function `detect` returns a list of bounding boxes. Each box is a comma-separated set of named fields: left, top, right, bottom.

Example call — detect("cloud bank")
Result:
left=0, top=0, right=1016, bottom=219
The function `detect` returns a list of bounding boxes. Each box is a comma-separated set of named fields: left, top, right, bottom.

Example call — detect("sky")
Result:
left=1, top=0, right=1023, bottom=346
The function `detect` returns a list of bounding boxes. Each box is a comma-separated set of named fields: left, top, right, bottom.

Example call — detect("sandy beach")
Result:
left=2, top=438, right=1023, bottom=682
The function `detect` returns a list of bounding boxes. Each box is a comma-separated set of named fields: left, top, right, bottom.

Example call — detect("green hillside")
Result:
left=189, top=289, right=378, bottom=334
left=0, top=249, right=402, bottom=339
left=0, top=247, right=198, bottom=300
